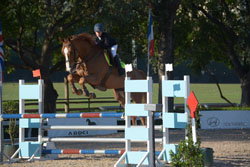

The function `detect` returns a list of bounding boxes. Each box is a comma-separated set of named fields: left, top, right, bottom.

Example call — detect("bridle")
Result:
left=63, top=36, right=114, bottom=89
left=63, top=39, right=102, bottom=74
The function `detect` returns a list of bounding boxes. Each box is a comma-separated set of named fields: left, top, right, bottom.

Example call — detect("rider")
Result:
left=94, top=23, right=125, bottom=76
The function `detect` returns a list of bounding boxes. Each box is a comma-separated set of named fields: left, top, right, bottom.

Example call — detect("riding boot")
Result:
left=107, top=50, right=114, bottom=66
left=114, top=56, right=125, bottom=76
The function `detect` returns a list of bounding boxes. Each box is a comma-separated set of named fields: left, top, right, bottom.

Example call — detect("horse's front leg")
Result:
left=67, top=74, right=83, bottom=95
left=79, top=77, right=96, bottom=99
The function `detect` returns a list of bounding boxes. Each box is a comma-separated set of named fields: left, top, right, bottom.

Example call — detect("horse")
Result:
left=60, top=33, right=147, bottom=125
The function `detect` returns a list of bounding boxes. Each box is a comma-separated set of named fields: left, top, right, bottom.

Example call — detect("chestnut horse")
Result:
left=60, top=33, right=147, bottom=125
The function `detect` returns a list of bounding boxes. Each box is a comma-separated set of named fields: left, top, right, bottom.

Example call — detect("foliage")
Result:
left=170, top=124, right=203, bottom=167
left=175, top=0, right=250, bottom=106
left=95, top=0, right=150, bottom=63
left=3, top=101, right=19, bottom=145
left=0, top=0, right=102, bottom=72
left=0, top=0, right=151, bottom=73
left=0, top=0, right=153, bottom=112
left=2, top=1, right=249, bottom=107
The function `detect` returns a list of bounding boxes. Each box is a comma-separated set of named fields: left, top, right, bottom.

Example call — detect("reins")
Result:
left=69, top=40, right=103, bottom=68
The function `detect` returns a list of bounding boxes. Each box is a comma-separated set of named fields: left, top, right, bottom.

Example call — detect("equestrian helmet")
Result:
left=94, top=23, right=104, bottom=32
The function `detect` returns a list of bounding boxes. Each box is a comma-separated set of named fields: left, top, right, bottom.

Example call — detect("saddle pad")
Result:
left=104, top=52, right=125, bottom=69
left=104, top=52, right=112, bottom=67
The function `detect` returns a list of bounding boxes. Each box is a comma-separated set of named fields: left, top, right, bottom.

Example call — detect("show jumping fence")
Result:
left=0, top=64, right=198, bottom=167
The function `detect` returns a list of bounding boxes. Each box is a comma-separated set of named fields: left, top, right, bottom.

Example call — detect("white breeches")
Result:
left=111, top=45, right=118, bottom=57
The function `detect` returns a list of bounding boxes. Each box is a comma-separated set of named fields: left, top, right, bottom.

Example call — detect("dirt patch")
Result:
left=2, top=129, right=250, bottom=167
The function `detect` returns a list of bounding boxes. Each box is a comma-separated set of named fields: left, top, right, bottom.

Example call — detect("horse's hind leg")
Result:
left=113, top=89, right=145, bottom=125
left=131, top=92, right=147, bottom=126
left=113, top=89, right=125, bottom=107
left=113, top=89, right=137, bottom=124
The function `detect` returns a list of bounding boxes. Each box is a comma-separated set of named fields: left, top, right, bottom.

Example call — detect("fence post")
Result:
left=64, top=77, right=69, bottom=113
left=88, top=98, right=90, bottom=110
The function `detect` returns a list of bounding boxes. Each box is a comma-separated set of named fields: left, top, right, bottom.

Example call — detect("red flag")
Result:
left=187, top=91, right=199, bottom=118
left=32, top=69, right=41, bottom=79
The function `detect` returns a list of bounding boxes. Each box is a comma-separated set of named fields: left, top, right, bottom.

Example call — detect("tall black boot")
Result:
left=106, top=50, right=114, bottom=66
left=114, top=56, right=125, bottom=76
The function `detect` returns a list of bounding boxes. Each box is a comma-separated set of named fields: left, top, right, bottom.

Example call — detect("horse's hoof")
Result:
left=89, top=93, right=96, bottom=99
left=76, top=89, right=83, bottom=95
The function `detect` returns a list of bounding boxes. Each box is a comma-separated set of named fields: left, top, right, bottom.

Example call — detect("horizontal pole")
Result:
left=0, top=112, right=124, bottom=119
left=42, top=125, right=162, bottom=130
left=2, top=97, right=115, bottom=103
left=42, top=137, right=126, bottom=142
left=144, top=104, right=163, bottom=112
left=42, top=149, right=125, bottom=155
left=43, top=125, right=125, bottom=130
left=1, top=112, right=161, bottom=119
left=42, top=149, right=161, bottom=155
left=42, top=137, right=163, bottom=143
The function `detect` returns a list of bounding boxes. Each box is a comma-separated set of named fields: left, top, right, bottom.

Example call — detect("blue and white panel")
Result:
left=125, top=80, right=150, bottom=93
left=125, top=127, right=149, bottom=140
left=125, top=104, right=149, bottom=117
left=162, top=80, right=187, bottom=98
left=162, top=144, right=177, bottom=162
left=163, top=112, right=187, bottom=129
left=19, top=118, right=41, bottom=128
left=19, top=141, right=41, bottom=158
left=125, top=151, right=149, bottom=165
left=19, top=85, right=40, bottom=99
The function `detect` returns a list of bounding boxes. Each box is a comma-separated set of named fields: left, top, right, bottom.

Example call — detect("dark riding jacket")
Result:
left=95, top=32, right=117, bottom=50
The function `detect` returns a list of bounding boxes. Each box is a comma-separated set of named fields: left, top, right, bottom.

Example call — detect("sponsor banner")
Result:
left=200, top=110, right=250, bottom=129
left=48, top=116, right=119, bottom=137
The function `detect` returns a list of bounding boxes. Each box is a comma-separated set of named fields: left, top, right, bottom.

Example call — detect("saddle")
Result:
left=93, top=50, right=125, bottom=91
left=104, top=50, right=125, bottom=68
left=104, top=50, right=113, bottom=66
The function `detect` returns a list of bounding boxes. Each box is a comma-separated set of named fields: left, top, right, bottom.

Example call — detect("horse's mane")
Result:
left=71, top=33, right=96, bottom=46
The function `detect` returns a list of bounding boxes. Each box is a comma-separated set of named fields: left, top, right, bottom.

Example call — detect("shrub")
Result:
left=3, top=101, right=19, bottom=145
left=170, top=122, right=203, bottom=167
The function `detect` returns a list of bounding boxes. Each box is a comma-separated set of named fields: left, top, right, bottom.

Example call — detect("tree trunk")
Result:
left=42, top=70, right=58, bottom=113
left=227, top=42, right=250, bottom=107
left=44, top=79, right=58, bottom=113
left=157, top=32, right=174, bottom=110
left=240, top=77, right=250, bottom=106
left=155, top=0, right=181, bottom=111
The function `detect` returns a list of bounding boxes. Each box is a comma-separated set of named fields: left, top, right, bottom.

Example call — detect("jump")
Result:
left=60, top=32, right=147, bottom=125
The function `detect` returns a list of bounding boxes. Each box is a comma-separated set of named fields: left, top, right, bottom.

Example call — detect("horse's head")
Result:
left=60, top=36, right=78, bottom=73
left=60, top=33, right=97, bottom=73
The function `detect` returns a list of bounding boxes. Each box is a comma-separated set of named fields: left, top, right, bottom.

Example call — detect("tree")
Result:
left=0, top=0, right=102, bottom=112
left=92, top=0, right=149, bottom=63
left=1, top=0, right=185, bottom=111
left=177, top=0, right=250, bottom=106
left=153, top=0, right=182, bottom=107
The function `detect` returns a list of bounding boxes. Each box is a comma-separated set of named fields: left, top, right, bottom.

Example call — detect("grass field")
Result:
left=3, top=82, right=241, bottom=105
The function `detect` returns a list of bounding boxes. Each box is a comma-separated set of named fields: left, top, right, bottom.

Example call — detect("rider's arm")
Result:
left=96, top=32, right=117, bottom=49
